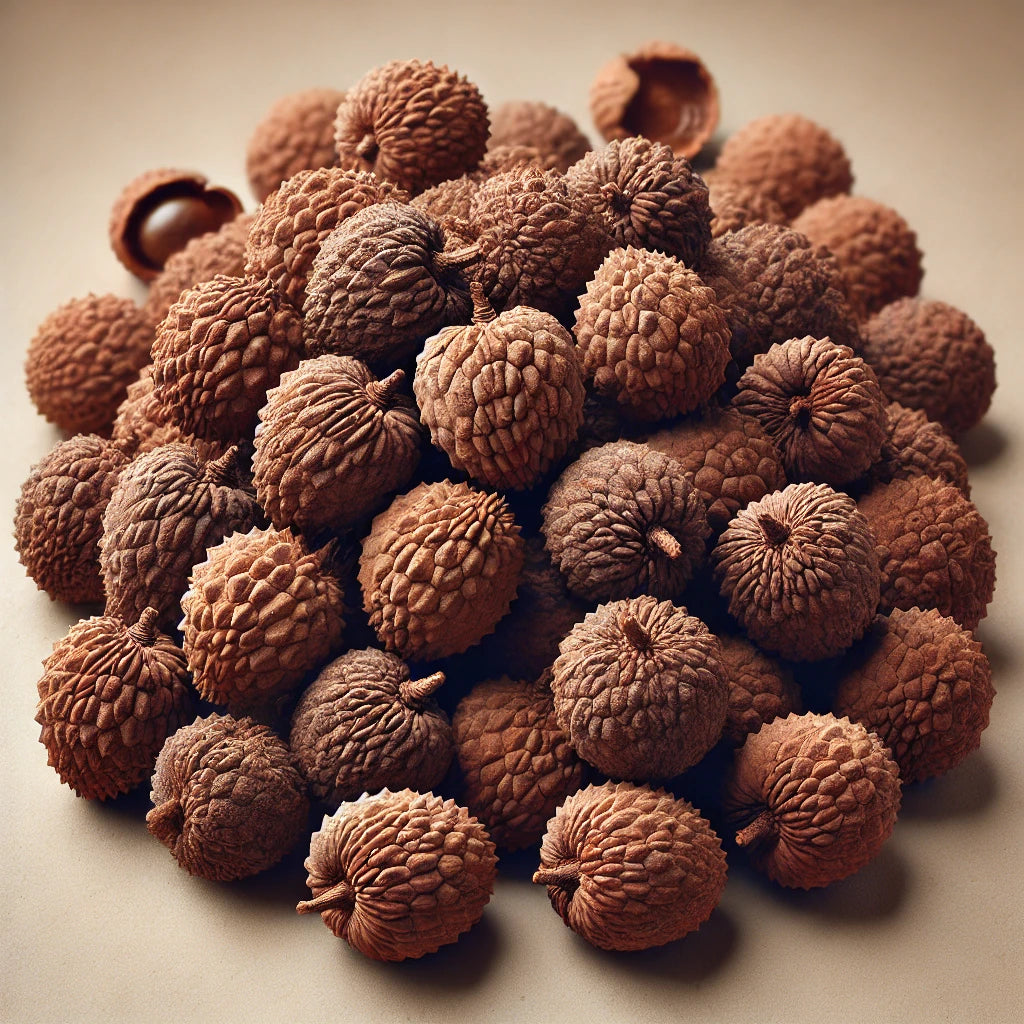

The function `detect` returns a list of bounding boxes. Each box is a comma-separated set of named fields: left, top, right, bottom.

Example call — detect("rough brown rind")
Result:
left=487, top=101, right=591, bottom=173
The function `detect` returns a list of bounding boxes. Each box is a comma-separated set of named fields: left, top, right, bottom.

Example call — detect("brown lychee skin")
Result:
left=487, top=100, right=591, bottom=173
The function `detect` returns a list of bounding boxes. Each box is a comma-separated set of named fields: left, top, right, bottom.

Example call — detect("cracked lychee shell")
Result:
left=723, top=712, right=901, bottom=889
left=835, top=607, right=994, bottom=784
left=296, top=788, right=497, bottom=961
left=35, top=607, right=193, bottom=800
left=533, top=780, right=727, bottom=951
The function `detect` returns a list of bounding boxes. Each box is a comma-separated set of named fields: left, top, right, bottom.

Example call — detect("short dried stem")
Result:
left=532, top=860, right=582, bottom=888
left=128, top=606, right=160, bottom=646
left=757, top=512, right=790, bottom=547
left=399, top=671, right=446, bottom=708
left=434, top=243, right=481, bottom=272
left=648, top=525, right=682, bottom=560
left=202, top=446, right=240, bottom=487
left=147, top=799, right=184, bottom=843
left=296, top=879, right=356, bottom=916
left=366, top=369, right=406, bottom=409
left=735, top=809, right=778, bottom=848
left=621, top=613, right=651, bottom=652
left=469, top=281, right=497, bottom=324
left=789, top=394, right=814, bottom=429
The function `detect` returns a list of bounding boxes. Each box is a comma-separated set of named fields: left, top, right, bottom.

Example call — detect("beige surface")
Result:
left=2, top=1, right=1023, bottom=1021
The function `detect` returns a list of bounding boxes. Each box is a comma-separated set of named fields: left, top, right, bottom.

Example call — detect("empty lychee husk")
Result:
left=534, top=780, right=727, bottom=951
left=252, top=355, right=422, bottom=536
left=109, top=168, right=243, bottom=281
left=334, top=59, right=489, bottom=195
left=358, top=479, right=524, bottom=662
left=551, top=596, right=728, bottom=781
left=25, top=294, right=154, bottom=436
left=180, top=526, right=345, bottom=709
left=566, top=136, right=712, bottom=267
left=573, top=245, right=731, bottom=423
left=296, top=789, right=497, bottom=961
left=541, top=440, right=710, bottom=603
left=644, top=405, right=788, bottom=535
left=289, top=648, right=453, bottom=807
left=486, top=100, right=591, bottom=173
left=858, top=297, right=996, bottom=436
left=712, top=482, right=880, bottom=661
left=414, top=285, right=585, bottom=491
left=15, top=434, right=134, bottom=604
left=147, top=713, right=309, bottom=882
left=857, top=475, right=996, bottom=631
left=834, top=607, right=994, bottom=784
left=589, top=41, right=719, bottom=160
left=35, top=607, right=193, bottom=800
left=245, top=87, right=345, bottom=202
left=723, top=712, right=901, bottom=889
left=452, top=672, right=587, bottom=851
left=733, top=335, right=887, bottom=486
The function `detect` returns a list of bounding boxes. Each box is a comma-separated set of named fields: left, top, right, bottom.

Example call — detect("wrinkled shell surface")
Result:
left=487, top=101, right=591, bottom=172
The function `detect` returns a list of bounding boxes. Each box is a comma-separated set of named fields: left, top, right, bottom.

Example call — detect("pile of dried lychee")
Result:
left=17, top=42, right=997, bottom=961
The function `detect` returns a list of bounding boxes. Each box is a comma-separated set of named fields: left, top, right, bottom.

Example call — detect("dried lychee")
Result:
left=533, top=780, right=727, bottom=950
left=296, top=788, right=497, bottom=961
left=487, top=100, right=591, bottom=173
left=705, top=174, right=788, bottom=238
left=723, top=712, right=901, bottom=889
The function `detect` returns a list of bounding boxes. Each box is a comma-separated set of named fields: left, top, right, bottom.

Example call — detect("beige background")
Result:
left=2, top=1, right=1022, bottom=1021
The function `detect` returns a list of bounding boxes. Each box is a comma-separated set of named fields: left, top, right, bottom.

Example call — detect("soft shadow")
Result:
left=580, top=904, right=738, bottom=982
left=769, top=843, right=909, bottom=922
left=975, top=625, right=1015, bottom=678
left=692, top=134, right=724, bottom=172
left=957, top=420, right=1008, bottom=467
left=89, top=782, right=154, bottom=823
left=898, top=749, right=998, bottom=821
left=494, top=844, right=543, bottom=884
left=218, top=839, right=310, bottom=909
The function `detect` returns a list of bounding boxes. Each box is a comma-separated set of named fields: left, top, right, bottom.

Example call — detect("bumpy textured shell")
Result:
left=452, top=674, right=586, bottom=850
left=244, top=167, right=409, bottom=309
left=150, top=275, right=304, bottom=444
left=289, top=648, right=453, bottom=807
left=245, top=88, right=345, bottom=202
left=25, top=294, right=154, bottom=436
left=147, top=713, right=309, bottom=881
left=100, top=444, right=259, bottom=632
left=487, top=101, right=591, bottom=173
left=566, top=138, right=712, bottom=267
left=857, top=476, right=996, bottom=630
left=474, top=144, right=545, bottom=179
left=734, top=335, right=887, bottom=485
left=304, top=202, right=471, bottom=367
left=410, top=175, right=481, bottom=228
left=574, top=246, right=730, bottom=422
left=335, top=59, right=489, bottom=195
left=552, top=596, right=728, bottom=780
left=589, top=41, right=719, bottom=160
left=835, top=608, right=993, bottom=783
left=252, top=355, right=422, bottom=535
left=35, top=608, right=192, bottom=800
left=358, top=479, right=524, bottom=661
left=541, top=441, right=710, bottom=602
left=644, top=406, right=787, bottom=534
left=713, top=114, right=853, bottom=220
left=698, top=223, right=861, bottom=372
left=142, top=214, right=253, bottom=328
left=462, top=166, right=612, bottom=319
left=863, top=401, right=971, bottom=495
left=15, top=434, right=134, bottom=603
left=792, top=195, right=923, bottom=322
left=712, top=482, right=881, bottom=661
left=706, top=176, right=788, bottom=238
left=534, top=781, right=727, bottom=951
left=414, top=291, right=585, bottom=490
left=297, top=789, right=497, bottom=961
left=716, top=632, right=802, bottom=746
left=181, top=526, right=345, bottom=707
left=859, top=298, right=996, bottom=435
left=108, top=168, right=243, bottom=281
left=724, top=712, right=901, bottom=889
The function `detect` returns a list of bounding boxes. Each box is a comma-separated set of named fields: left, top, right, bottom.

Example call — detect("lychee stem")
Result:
left=735, top=809, right=778, bottom=848
left=202, top=446, right=240, bottom=487
left=296, top=879, right=356, bottom=916
left=366, top=368, right=406, bottom=408
left=532, top=860, right=582, bottom=888
left=128, top=606, right=161, bottom=646
left=399, top=671, right=446, bottom=708
left=469, top=281, right=497, bottom=324
left=789, top=394, right=814, bottom=427
left=757, top=512, right=790, bottom=547
left=147, top=798, right=184, bottom=843
left=434, top=243, right=481, bottom=272
left=621, top=613, right=651, bottom=651
left=648, top=525, right=682, bottom=560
